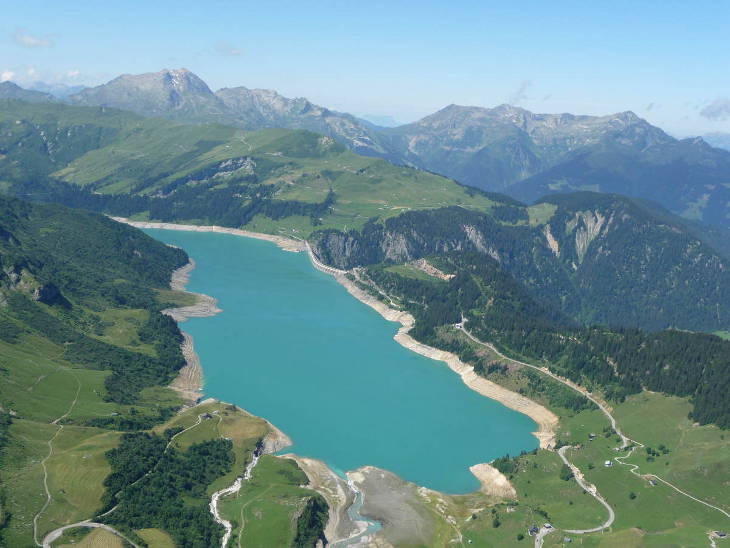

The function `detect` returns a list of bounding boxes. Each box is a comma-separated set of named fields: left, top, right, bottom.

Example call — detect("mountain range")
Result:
left=703, top=132, right=730, bottom=151
left=1, top=68, right=730, bottom=546
left=0, top=98, right=727, bottom=335
left=3, top=68, right=729, bottom=228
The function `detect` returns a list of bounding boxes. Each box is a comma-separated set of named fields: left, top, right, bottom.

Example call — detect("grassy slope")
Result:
left=467, top=383, right=730, bottom=546
left=139, top=401, right=322, bottom=546
left=0, top=321, right=183, bottom=545
left=218, top=455, right=321, bottom=547
left=58, top=126, right=500, bottom=234
left=0, top=333, right=125, bottom=545
left=335, top=303, right=729, bottom=546
left=1, top=100, right=502, bottom=236
left=0, top=322, right=321, bottom=546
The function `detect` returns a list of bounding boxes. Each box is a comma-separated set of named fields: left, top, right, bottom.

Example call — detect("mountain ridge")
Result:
left=4, top=69, right=730, bottom=227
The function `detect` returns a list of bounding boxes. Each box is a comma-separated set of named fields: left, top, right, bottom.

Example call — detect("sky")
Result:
left=1, top=0, right=729, bottom=135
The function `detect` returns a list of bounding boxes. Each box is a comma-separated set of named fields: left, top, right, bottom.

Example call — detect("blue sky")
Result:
left=2, top=0, right=729, bottom=135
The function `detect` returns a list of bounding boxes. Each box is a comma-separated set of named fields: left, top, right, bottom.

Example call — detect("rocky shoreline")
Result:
left=333, top=272, right=558, bottom=450
left=114, top=216, right=557, bottom=545
left=121, top=216, right=557, bottom=448
left=111, top=217, right=306, bottom=252
left=161, top=259, right=222, bottom=403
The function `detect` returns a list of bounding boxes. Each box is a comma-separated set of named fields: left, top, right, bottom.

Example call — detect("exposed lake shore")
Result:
left=161, top=258, right=222, bottom=403
left=332, top=272, right=558, bottom=449
left=111, top=217, right=305, bottom=252
left=116, top=216, right=557, bottom=449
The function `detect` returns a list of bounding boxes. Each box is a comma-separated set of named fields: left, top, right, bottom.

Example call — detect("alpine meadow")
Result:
left=1, top=3, right=729, bottom=547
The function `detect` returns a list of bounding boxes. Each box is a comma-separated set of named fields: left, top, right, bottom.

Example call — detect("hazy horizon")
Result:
left=3, top=0, right=729, bottom=136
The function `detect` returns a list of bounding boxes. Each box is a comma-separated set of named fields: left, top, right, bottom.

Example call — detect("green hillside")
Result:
left=0, top=195, right=325, bottom=547
left=0, top=99, right=503, bottom=237
left=0, top=195, right=184, bottom=544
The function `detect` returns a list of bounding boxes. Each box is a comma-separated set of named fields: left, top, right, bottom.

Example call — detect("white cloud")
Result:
left=26, top=66, right=39, bottom=79
left=507, top=80, right=532, bottom=105
left=0, top=71, right=15, bottom=82
left=66, top=69, right=81, bottom=79
left=214, top=41, right=242, bottom=56
left=13, top=28, right=54, bottom=48
left=700, top=98, right=730, bottom=121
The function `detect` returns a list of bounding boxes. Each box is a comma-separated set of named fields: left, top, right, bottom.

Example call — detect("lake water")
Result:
left=145, top=229, right=538, bottom=494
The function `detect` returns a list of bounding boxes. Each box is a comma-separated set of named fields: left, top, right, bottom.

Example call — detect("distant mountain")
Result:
left=67, top=68, right=228, bottom=122
left=359, top=114, right=401, bottom=127
left=0, top=81, right=55, bottom=103
left=65, top=69, right=390, bottom=156
left=27, top=81, right=88, bottom=98
left=378, top=104, right=670, bottom=189
left=376, top=104, right=730, bottom=227
left=703, top=132, right=730, bottom=151
left=0, top=99, right=501, bottom=235
left=9, top=71, right=730, bottom=227
left=509, top=133, right=730, bottom=224
left=215, top=86, right=390, bottom=155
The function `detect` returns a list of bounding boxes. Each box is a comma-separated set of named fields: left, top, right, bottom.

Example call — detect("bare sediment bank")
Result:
left=164, top=259, right=222, bottom=323
left=111, top=217, right=306, bottom=252
left=168, top=332, right=204, bottom=403
left=114, top=215, right=556, bottom=448
left=161, top=259, right=223, bottom=403
left=279, top=454, right=366, bottom=545
left=334, top=272, right=558, bottom=450
left=469, top=463, right=517, bottom=498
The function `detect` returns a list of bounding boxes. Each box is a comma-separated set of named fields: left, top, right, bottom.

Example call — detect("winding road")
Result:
left=42, top=521, right=139, bottom=548
left=33, top=368, right=82, bottom=547
left=41, top=410, right=211, bottom=546
left=557, top=446, right=615, bottom=533
left=457, top=323, right=629, bottom=448
left=455, top=323, right=730, bottom=543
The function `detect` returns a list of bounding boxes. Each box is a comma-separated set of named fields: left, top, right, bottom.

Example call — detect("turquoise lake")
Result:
left=145, top=229, right=538, bottom=494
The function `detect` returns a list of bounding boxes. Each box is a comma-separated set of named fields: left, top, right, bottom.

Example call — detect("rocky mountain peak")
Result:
left=102, top=68, right=213, bottom=95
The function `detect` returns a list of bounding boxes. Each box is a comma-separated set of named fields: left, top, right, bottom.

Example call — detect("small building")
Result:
left=649, top=479, right=657, bottom=486
left=715, top=531, right=727, bottom=538
left=564, top=538, right=572, bottom=543
left=604, top=460, right=613, bottom=467
left=528, top=526, right=539, bottom=536
left=544, top=523, right=552, bottom=529
left=588, top=433, right=597, bottom=440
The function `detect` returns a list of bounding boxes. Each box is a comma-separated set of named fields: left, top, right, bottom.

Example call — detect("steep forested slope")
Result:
left=0, top=196, right=206, bottom=544
left=0, top=195, right=329, bottom=546
left=313, top=193, right=730, bottom=332
left=357, top=251, right=730, bottom=429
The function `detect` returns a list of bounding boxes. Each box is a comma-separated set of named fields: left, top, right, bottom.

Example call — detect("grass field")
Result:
left=0, top=307, right=184, bottom=546
left=135, top=527, right=176, bottom=547
left=161, top=401, right=269, bottom=496
left=22, top=103, right=504, bottom=235
left=527, top=202, right=558, bottom=226
left=218, top=455, right=320, bottom=548
left=91, top=308, right=154, bottom=355
left=407, top=330, right=730, bottom=546
left=156, top=289, right=200, bottom=308
left=57, top=527, right=124, bottom=548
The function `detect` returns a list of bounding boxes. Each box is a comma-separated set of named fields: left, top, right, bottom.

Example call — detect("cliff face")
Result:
left=312, top=195, right=730, bottom=332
